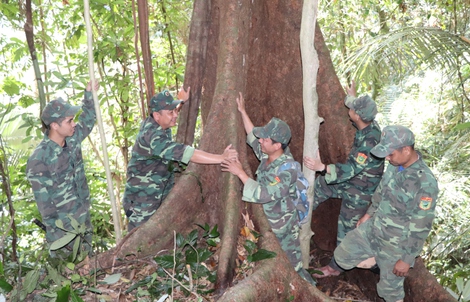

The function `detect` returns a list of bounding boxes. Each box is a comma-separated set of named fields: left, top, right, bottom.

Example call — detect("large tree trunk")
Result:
left=96, top=0, right=454, bottom=301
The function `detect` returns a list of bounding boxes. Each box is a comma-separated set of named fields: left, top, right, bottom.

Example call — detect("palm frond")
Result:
left=340, top=27, right=470, bottom=84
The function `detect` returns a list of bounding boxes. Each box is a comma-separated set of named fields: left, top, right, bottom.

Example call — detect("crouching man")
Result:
left=333, top=125, right=439, bottom=302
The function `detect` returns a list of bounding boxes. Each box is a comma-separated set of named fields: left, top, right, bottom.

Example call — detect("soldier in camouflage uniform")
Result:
left=221, top=92, right=315, bottom=285
left=27, top=81, right=99, bottom=258
left=333, top=125, right=439, bottom=302
left=305, top=81, right=384, bottom=277
left=123, top=87, right=237, bottom=231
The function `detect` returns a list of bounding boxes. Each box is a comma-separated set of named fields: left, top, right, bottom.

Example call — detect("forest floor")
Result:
left=310, top=242, right=384, bottom=302
left=25, top=230, right=385, bottom=301
left=28, top=240, right=385, bottom=301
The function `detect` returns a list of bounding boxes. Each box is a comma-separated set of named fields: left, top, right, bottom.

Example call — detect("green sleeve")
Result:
left=242, top=169, right=295, bottom=204
left=74, top=90, right=97, bottom=142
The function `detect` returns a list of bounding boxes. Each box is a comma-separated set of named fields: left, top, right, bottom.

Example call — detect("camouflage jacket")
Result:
left=122, top=117, right=195, bottom=206
left=26, top=91, right=96, bottom=243
left=366, top=152, right=439, bottom=264
left=242, top=132, right=298, bottom=236
left=325, top=121, right=384, bottom=196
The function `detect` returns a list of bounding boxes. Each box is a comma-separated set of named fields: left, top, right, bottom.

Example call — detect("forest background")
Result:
left=0, top=0, right=469, bottom=300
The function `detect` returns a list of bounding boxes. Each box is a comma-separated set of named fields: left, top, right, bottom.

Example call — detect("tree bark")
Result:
left=299, top=0, right=319, bottom=268
left=95, top=0, right=454, bottom=301
left=176, top=0, right=211, bottom=145
left=137, top=0, right=155, bottom=111
left=404, top=257, right=456, bottom=302
left=23, top=0, right=46, bottom=131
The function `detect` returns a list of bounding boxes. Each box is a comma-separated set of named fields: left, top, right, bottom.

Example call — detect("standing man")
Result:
left=123, top=87, right=238, bottom=231
left=27, top=80, right=99, bottom=258
left=221, top=92, right=315, bottom=285
left=304, top=81, right=384, bottom=277
left=333, top=125, right=439, bottom=302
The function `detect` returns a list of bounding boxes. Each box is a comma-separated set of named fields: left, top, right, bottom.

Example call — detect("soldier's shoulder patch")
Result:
left=269, top=176, right=281, bottom=186
left=419, top=196, right=433, bottom=210
left=356, top=152, right=368, bottom=165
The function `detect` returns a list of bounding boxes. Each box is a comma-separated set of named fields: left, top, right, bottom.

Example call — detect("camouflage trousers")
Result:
left=273, top=223, right=316, bottom=285
left=314, top=176, right=371, bottom=245
left=334, top=222, right=406, bottom=302
left=125, top=201, right=161, bottom=231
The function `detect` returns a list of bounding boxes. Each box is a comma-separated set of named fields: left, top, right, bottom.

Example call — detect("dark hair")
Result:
left=55, top=117, right=66, bottom=126
left=359, top=116, right=373, bottom=123
left=271, top=139, right=288, bottom=150
left=396, top=144, right=415, bottom=152
left=47, top=117, right=66, bottom=129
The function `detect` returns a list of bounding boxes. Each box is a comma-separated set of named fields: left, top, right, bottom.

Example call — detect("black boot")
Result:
left=370, top=264, right=380, bottom=274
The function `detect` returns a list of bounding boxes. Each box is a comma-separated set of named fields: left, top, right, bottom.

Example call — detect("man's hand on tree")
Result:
left=177, top=85, right=191, bottom=102
left=304, top=150, right=324, bottom=172
left=393, top=259, right=410, bottom=277
left=222, top=144, right=238, bottom=161
left=221, top=157, right=243, bottom=176
left=86, top=80, right=100, bottom=92
left=345, top=80, right=357, bottom=97
left=236, top=92, right=246, bottom=113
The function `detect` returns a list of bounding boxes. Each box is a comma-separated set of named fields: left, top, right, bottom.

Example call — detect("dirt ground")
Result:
left=310, top=242, right=385, bottom=302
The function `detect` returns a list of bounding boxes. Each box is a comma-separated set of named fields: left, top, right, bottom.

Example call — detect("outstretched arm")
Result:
left=236, top=92, right=254, bottom=134
left=190, top=144, right=238, bottom=164
left=77, top=80, right=100, bottom=141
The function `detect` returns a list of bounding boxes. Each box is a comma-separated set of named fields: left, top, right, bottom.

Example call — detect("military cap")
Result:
left=149, top=90, right=182, bottom=113
left=371, top=125, right=415, bottom=157
left=253, top=117, right=291, bottom=145
left=41, top=98, right=81, bottom=126
left=345, top=95, right=377, bottom=122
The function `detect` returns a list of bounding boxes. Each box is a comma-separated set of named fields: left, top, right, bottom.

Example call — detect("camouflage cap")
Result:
left=253, top=117, right=291, bottom=145
left=345, top=95, right=377, bottom=122
left=41, top=98, right=81, bottom=126
left=371, top=125, right=415, bottom=157
left=149, top=90, right=182, bottom=113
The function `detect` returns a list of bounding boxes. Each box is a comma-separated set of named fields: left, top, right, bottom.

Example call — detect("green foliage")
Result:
left=1, top=0, right=469, bottom=300
left=318, top=0, right=470, bottom=295
left=1, top=0, right=192, bottom=297
left=243, top=238, right=277, bottom=263
left=446, top=277, right=470, bottom=302
left=125, top=225, right=277, bottom=300
left=340, top=27, right=470, bottom=88
left=196, top=223, right=220, bottom=247
left=0, top=261, right=13, bottom=294
left=7, top=255, right=105, bottom=301
left=124, top=225, right=218, bottom=299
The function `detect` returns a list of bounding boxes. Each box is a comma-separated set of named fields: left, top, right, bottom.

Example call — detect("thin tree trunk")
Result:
left=38, top=0, right=49, bottom=103
left=0, top=139, right=17, bottom=262
left=83, top=0, right=122, bottom=242
left=299, top=0, right=319, bottom=268
left=132, top=0, right=146, bottom=120
left=175, top=0, right=211, bottom=145
left=137, top=0, right=154, bottom=111
left=23, top=0, right=46, bottom=131
left=160, top=2, right=179, bottom=90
